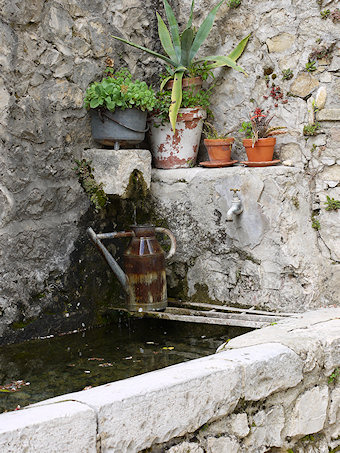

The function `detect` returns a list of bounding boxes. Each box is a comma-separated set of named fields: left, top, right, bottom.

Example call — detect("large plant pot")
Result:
left=243, top=137, right=276, bottom=162
left=90, top=108, right=148, bottom=147
left=165, top=76, right=203, bottom=94
left=204, top=138, right=235, bottom=162
left=149, top=108, right=207, bottom=169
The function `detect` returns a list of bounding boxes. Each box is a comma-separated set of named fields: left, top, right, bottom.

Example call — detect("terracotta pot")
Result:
left=204, top=138, right=235, bottom=162
left=243, top=137, right=276, bottom=162
left=165, top=76, right=203, bottom=94
left=148, top=108, right=207, bottom=169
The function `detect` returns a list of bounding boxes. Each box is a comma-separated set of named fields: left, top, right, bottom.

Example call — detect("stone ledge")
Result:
left=151, top=165, right=301, bottom=181
left=82, top=148, right=152, bottom=197
left=0, top=401, right=97, bottom=453
left=218, top=308, right=340, bottom=374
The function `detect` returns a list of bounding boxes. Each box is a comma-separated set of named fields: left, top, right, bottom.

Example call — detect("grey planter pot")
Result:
left=90, top=108, right=148, bottom=148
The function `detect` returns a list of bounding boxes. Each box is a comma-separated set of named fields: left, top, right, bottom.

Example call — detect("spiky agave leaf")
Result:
left=111, top=35, right=176, bottom=67
left=227, top=34, right=251, bottom=61
left=188, top=0, right=225, bottom=62
left=162, top=0, right=181, bottom=62
left=169, top=69, right=185, bottom=131
left=157, top=12, right=178, bottom=63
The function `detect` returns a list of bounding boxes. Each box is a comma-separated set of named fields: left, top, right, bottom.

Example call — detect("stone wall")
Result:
left=0, top=308, right=339, bottom=452
left=152, top=0, right=340, bottom=311
left=0, top=0, right=339, bottom=341
left=0, top=0, right=162, bottom=343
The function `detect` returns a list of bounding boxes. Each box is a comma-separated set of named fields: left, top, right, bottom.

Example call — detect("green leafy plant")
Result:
left=305, top=60, right=317, bottom=72
left=84, top=68, right=156, bottom=112
left=227, top=0, right=241, bottom=7
left=303, top=122, right=320, bottom=136
left=239, top=121, right=252, bottom=138
left=320, top=9, right=330, bottom=18
left=311, top=215, right=320, bottom=230
left=112, top=0, right=250, bottom=130
left=152, top=86, right=212, bottom=123
left=282, top=68, right=294, bottom=80
left=324, top=196, right=340, bottom=211
left=74, top=159, right=108, bottom=211
left=328, top=368, right=340, bottom=384
left=241, top=108, right=288, bottom=145
left=204, top=121, right=232, bottom=139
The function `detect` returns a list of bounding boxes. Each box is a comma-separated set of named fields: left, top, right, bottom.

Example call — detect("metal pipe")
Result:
left=87, top=227, right=130, bottom=294
left=97, top=231, right=134, bottom=240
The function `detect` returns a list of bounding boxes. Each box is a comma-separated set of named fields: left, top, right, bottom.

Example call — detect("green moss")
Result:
left=11, top=318, right=35, bottom=330
left=123, top=169, right=149, bottom=200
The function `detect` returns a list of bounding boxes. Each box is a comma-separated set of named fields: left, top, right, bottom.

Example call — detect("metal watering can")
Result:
left=87, top=225, right=176, bottom=312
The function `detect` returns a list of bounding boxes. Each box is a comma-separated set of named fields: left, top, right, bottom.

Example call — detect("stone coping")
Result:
left=0, top=308, right=339, bottom=452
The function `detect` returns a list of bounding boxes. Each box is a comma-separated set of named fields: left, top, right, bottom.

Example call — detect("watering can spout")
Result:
left=87, top=227, right=130, bottom=294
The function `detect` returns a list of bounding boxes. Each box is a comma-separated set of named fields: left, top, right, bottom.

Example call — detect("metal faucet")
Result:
left=226, top=189, right=243, bottom=222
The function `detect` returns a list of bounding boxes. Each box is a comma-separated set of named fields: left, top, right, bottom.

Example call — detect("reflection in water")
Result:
left=0, top=318, right=250, bottom=413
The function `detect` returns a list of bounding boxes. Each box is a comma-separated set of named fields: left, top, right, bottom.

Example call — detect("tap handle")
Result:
left=230, top=188, right=240, bottom=194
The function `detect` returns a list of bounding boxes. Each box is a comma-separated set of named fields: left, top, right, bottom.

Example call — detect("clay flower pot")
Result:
left=165, top=76, right=203, bottom=94
left=204, top=138, right=235, bottom=162
left=149, top=108, right=207, bottom=169
left=243, top=137, right=276, bottom=162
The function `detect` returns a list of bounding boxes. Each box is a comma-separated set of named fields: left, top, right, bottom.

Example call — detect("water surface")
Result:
left=0, top=318, right=249, bottom=413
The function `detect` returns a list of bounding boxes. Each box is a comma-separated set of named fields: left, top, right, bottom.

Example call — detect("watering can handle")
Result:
left=155, top=227, right=176, bottom=260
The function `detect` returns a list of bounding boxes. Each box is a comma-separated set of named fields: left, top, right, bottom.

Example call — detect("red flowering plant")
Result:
left=240, top=108, right=288, bottom=146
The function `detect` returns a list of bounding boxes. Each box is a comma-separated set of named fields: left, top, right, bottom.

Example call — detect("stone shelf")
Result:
left=82, top=148, right=152, bottom=197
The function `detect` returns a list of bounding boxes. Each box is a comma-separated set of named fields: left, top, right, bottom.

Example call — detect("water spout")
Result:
left=226, top=188, right=243, bottom=222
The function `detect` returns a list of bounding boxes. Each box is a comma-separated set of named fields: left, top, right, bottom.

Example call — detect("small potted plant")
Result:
left=240, top=108, right=288, bottom=162
left=203, top=122, right=235, bottom=162
left=84, top=67, right=156, bottom=148
left=148, top=86, right=211, bottom=169
left=112, top=0, right=250, bottom=131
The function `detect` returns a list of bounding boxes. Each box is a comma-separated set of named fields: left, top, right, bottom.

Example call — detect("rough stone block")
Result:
left=82, top=148, right=152, bottom=197
left=317, top=109, right=340, bottom=121
left=229, top=413, right=249, bottom=438
left=290, top=73, right=319, bottom=98
left=244, top=406, right=285, bottom=449
left=0, top=401, right=97, bottom=453
left=286, top=386, right=329, bottom=437
left=220, top=343, right=303, bottom=400
left=315, top=87, right=327, bottom=110
left=167, top=442, right=204, bottom=453
left=266, top=33, right=295, bottom=53
left=206, top=436, right=240, bottom=453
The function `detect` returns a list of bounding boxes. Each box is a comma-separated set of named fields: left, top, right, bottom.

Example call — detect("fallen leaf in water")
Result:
left=0, top=380, right=31, bottom=392
left=162, top=346, right=175, bottom=350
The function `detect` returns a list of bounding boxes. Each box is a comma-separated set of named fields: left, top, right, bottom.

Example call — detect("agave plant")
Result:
left=112, top=0, right=250, bottom=131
